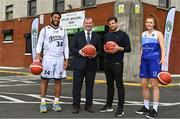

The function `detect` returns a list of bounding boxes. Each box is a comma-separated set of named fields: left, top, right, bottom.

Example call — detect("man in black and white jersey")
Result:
left=34, top=12, right=69, bottom=113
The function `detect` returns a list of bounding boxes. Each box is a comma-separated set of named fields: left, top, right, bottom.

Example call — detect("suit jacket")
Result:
left=70, top=31, right=100, bottom=71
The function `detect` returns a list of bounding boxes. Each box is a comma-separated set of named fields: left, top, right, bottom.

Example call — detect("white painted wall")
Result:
left=1, top=0, right=178, bottom=21
left=37, top=0, right=53, bottom=15
left=64, top=0, right=115, bottom=9
left=141, top=0, right=180, bottom=11
left=65, top=0, right=81, bottom=10
left=141, top=0, right=158, bottom=6
left=171, top=1, right=180, bottom=11
left=0, top=0, right=117, bottom=21
left=0, top=0, right=28, bottom=20
left=96, top=0, right=115, bottom=4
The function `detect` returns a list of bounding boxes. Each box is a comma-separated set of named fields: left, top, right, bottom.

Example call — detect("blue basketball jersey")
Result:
left=141, top=30, right=161, bottom=60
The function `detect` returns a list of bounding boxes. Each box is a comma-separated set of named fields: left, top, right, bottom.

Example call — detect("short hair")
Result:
left=51, top=12, right=61, bottom=18
left=84, top=17, right=93, bottom=21
left=107, top=16, right=118, bottom=23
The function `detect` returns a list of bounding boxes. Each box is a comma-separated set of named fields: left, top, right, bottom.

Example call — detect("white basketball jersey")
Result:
left=36, top=25, right=69, bottom=59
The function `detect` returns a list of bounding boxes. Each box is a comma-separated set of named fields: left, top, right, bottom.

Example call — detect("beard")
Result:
left=51, top=20, right=60, bottom=27
left=110, top=26, right=118, bottom=32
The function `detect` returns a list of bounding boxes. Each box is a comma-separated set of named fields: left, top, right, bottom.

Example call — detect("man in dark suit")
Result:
left=70, top=17, right=100, bottom=114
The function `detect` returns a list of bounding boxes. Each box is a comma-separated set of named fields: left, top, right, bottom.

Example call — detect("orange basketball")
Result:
left=82, top=44, right=96, bottom=57
left=157, top=71, right=172, bottom=85
left=29, top=62, right=43, bottom=75
left=104, top=41, right=117, bottom=51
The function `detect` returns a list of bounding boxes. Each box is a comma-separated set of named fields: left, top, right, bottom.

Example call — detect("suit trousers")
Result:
left=104, top=60, right=125, bottom=109
left=72, top=64, right=96, bottom=108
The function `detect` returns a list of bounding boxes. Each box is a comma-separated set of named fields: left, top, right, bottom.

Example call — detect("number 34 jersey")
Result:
left=36, top=25, right=69, bottom=59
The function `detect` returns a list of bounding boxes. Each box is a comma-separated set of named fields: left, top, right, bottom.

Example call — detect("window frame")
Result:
left=24, top=33, right=32, bottom=54
left=82, top=0, right=96, bottom=7
left=28, top=0, right=37, bottom=16
left=2, top=29, right=13, bottom=43
left=158, top=0, right=170, bottom=9
left=54, top=0, right=64, bottom=12
left=5, top=5, right=13, bottom=20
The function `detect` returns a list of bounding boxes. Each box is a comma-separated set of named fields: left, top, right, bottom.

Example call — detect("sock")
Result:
left=54, top=97, right=59, bottom=104
left=153, top=102, right=159, bottom=112
left=41, top=97, right=46, bottom=103
left=144, top=99, right=149, bottom=109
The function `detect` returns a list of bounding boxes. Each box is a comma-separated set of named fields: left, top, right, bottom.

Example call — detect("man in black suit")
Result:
left=70, top=17, right=100, bottom=114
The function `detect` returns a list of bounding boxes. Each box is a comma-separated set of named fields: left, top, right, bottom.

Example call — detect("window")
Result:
left=4, top=33, right=13, bottom=41
left=55, top=0, right=64, bottom=12
left=24, top=33, right=32, bottom=54
left=6, top=5, right=13, bottom=20
left=82, top=0, right=96, bottom=7
left=28, top=0, right=36, bottom=16
left=2, top=29, right=13, bottom=43
left=158, top=0, right=170, bottom=8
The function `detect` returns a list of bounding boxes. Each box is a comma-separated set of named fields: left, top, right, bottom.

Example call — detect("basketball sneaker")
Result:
left=99, top=105, right=113, bottom=112
left=135, top=106, right=150, bottom=115
left=115, top=108, right=124, bottom=117
left=40, top=102, right=48, bottom=113
left=52, top=102, right=62, bottom=112
left=146, top=109, right=158, bottom=119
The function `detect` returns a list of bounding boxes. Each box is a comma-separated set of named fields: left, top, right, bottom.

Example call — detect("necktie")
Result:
left=87, top=32, right=91, bottom=44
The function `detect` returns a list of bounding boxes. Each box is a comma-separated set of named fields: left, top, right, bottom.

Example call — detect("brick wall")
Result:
left=0, top=2, right=114, bottom=68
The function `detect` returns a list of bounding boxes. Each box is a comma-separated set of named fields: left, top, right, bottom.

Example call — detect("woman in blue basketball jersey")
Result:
left=135, top=14, right=165, bottom=119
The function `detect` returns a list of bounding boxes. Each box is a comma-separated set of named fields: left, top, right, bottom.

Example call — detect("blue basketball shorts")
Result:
left=139, top=59, right=161, bottom=79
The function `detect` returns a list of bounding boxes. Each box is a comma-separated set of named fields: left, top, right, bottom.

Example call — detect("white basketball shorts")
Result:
left=41, top=55, right=66, bottom=79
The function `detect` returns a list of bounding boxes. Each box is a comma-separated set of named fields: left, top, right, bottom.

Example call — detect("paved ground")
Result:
left=0, top=67, right=180, bottom=118
left=0, top=67, right=180, bottom=86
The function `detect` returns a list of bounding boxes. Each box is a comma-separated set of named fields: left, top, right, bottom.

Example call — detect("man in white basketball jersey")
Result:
left=34, top=12, right=69, bottom=113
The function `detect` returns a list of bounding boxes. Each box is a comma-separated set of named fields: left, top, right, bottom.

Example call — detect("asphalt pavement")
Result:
left=0, top=67, right=180, bottom=118
left=0, top=66, right=180, bottom=87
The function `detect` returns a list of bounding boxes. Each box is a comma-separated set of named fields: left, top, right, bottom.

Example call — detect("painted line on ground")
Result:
left=0, top=70, right=31, bottom=75
left=0, top=67, right=24, bottom=69
left=94, top=79, right=180, bottom=87
left=0, top=70, right=179, bottom=87
left=0, top=92, right=180, bottom=106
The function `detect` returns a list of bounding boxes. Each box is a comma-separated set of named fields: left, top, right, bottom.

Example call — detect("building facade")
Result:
left=0, top=0, right=114, bottom=70
left=0, top=0, right=179, bottom=76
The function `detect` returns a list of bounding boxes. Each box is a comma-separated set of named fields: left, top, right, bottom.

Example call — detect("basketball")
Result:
left=104, top=41, right=117, bottom=51
left=157, top=71, right=172, bottom=85
left=82, top=44, right=96, bottom=57
left=29, top=62, right=43, bottom=75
